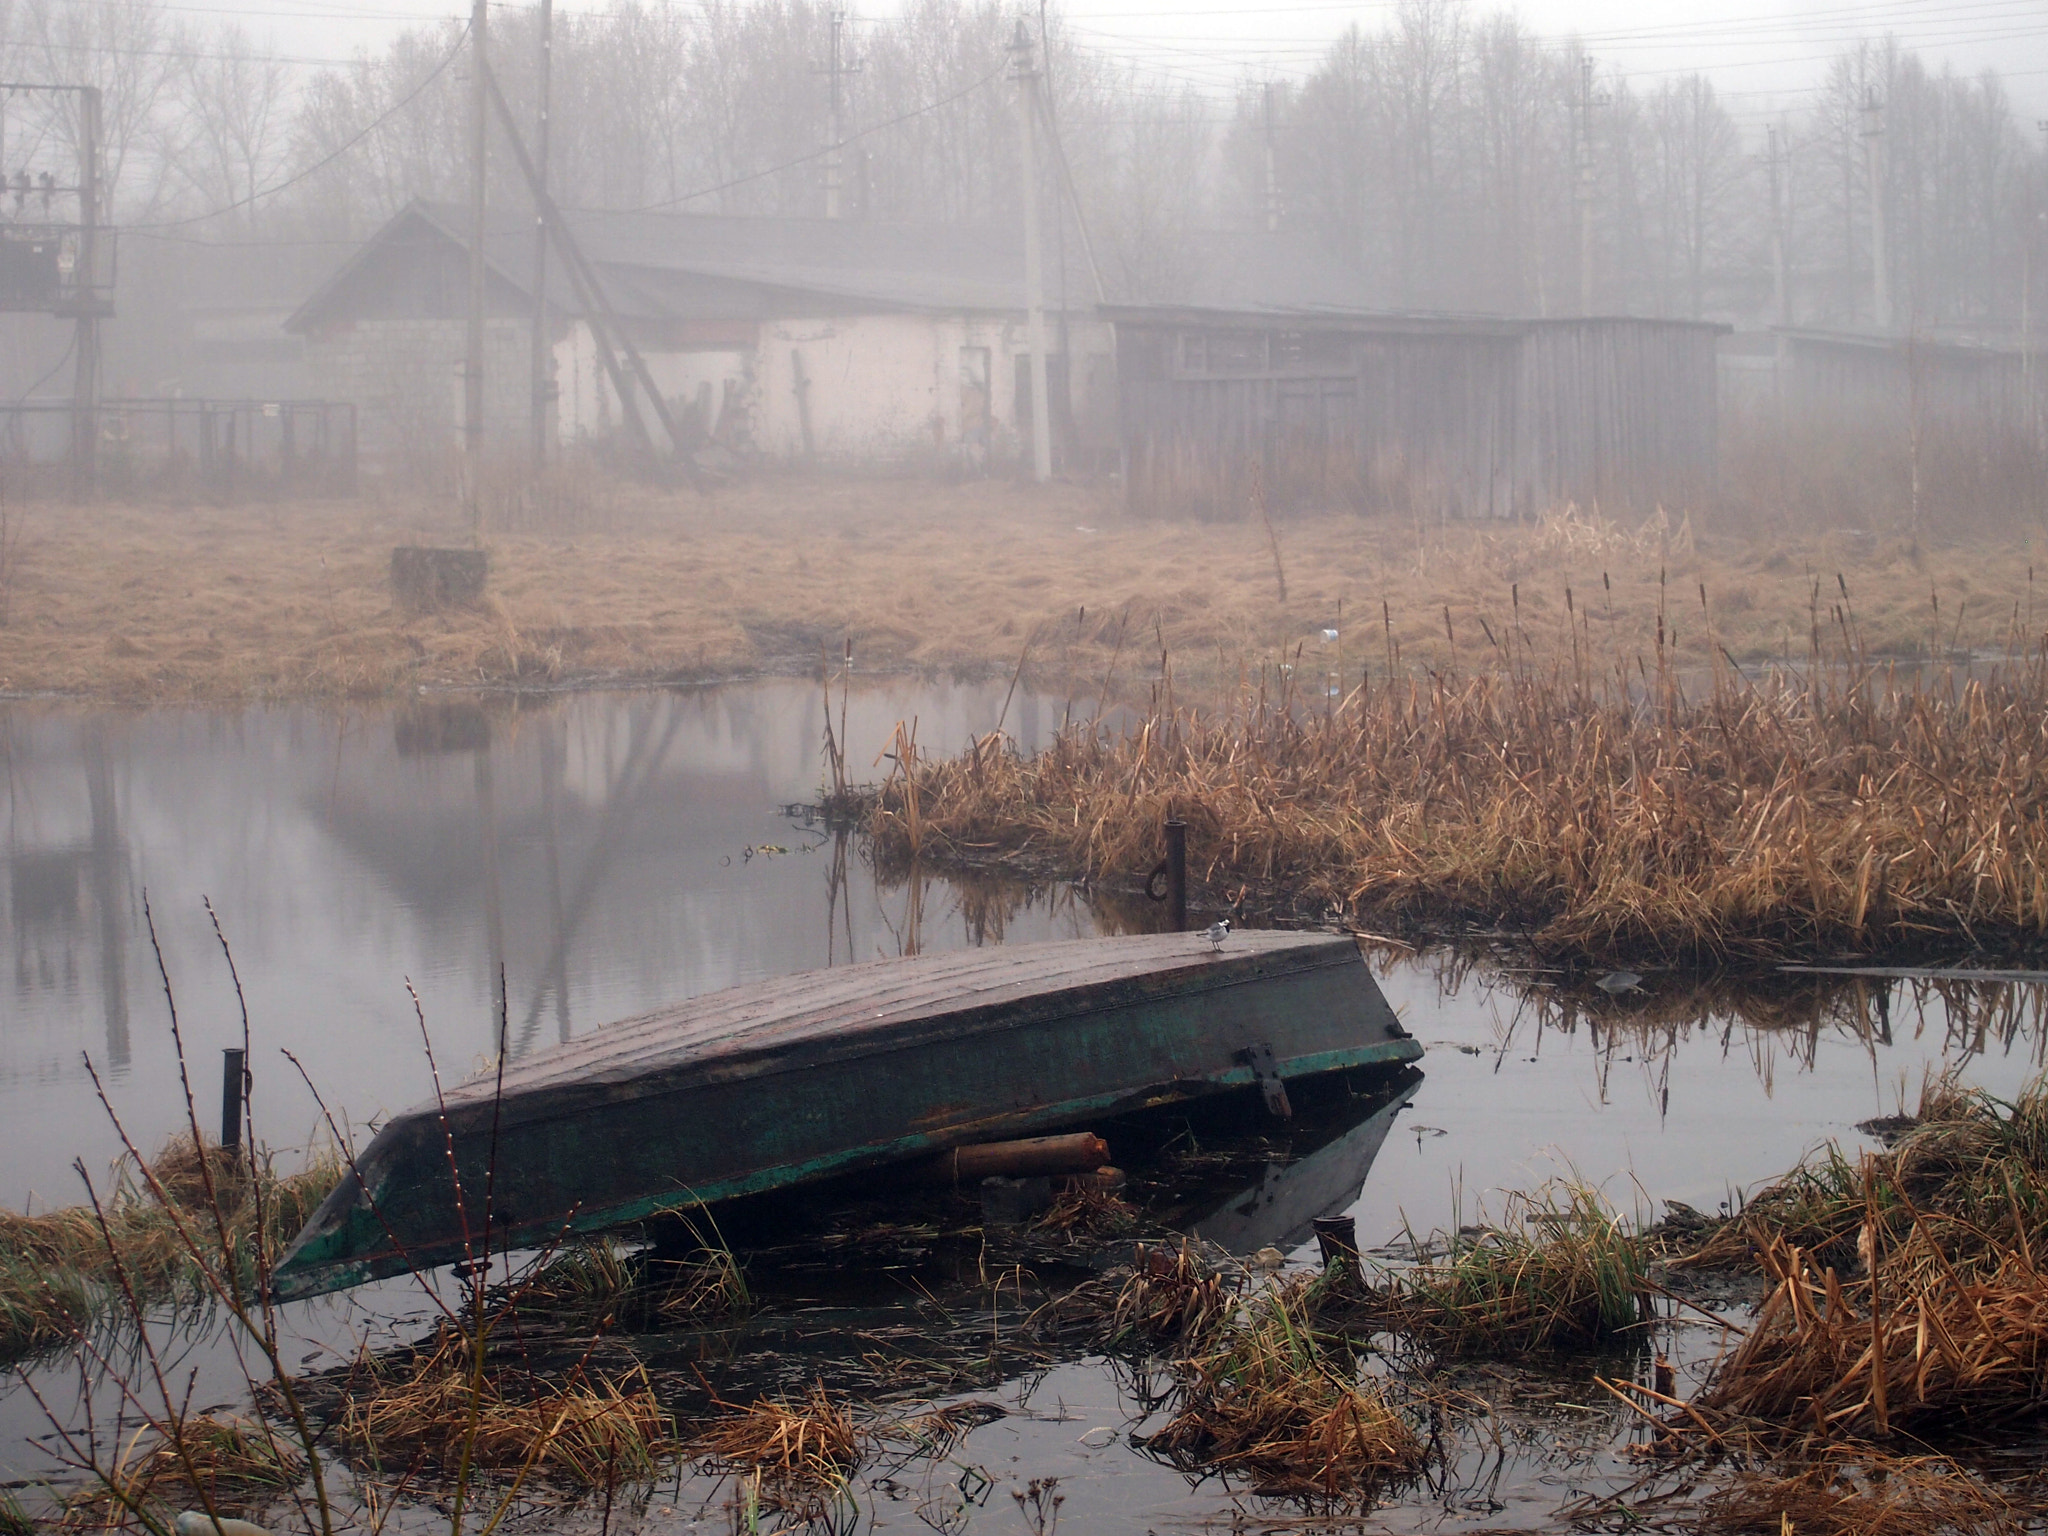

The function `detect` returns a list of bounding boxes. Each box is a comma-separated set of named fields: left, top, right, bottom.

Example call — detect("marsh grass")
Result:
left=0, top=1141, right=342, bottom=1362
left=1345, top=1184, right=1654, bottom=1354
left=690, top=1385, right=863, bottom=1513
left=493, top=1237, right=751, bottom=1332
left=872, top=609, right=2048, bottom=963
left=1691, top=1452, right=2029, bottom=1536
left=335, top=1330, right=674, bottom=1487
left=1142, top=1281, right=1427, bottom=1496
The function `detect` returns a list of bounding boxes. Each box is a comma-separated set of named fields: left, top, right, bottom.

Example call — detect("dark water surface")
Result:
left=4, top=681, right=2047, bottom=1530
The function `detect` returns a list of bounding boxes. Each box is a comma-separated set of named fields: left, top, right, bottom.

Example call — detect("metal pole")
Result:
left=70, top=86, right=100, bottom=503
left=1164, top=818, right=1187, bottom=933
left=465, top=0, right=489, bottom=523
left=529, top=0, right=553, bottom=475
left=1012, top=21, right=1052, bottom=484
left=220, top=1047, right=246, bottom=1154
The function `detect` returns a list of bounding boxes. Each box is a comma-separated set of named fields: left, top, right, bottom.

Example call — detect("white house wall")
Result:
left=555, top=312, right=1114, bottom=468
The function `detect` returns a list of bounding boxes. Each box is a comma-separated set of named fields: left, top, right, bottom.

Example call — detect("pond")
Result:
left=3, top=679, right=2045, bottom=1531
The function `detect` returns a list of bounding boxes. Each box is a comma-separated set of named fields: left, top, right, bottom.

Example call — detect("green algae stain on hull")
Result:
left=272, top=932, right=1422, bottom=1300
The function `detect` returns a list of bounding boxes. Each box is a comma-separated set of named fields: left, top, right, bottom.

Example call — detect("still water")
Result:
left=3, top=680, right=2046, bottom=1528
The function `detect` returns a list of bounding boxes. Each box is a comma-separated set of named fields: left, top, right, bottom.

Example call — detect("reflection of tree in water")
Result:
left=863, top=861, right=1152, bottom=954
left=1403, top=944, right=2048, bottom=1117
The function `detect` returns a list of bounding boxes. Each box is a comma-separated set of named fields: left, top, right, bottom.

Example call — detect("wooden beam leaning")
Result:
left=478, top=56, right=704, bottom=490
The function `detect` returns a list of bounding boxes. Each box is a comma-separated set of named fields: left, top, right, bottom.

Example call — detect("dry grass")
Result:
left=1343, top=1183, right=1653, bottom=1354
left=873, top=607, right=2048, bottom=962
left=65, top=1414, right=306, bottom=1520
left=1690, top=1452, right=2029, bottom=1536
left=1143, top=1281, right=1427, bottom=1496
left=336, top=1330, right=673, bottom=1486
left=689, top=1384, right=864, bottom=1512
left=1, top=481, right=2040, bottom=705
left=497, top=1237, right=751, bottom=1332
left=0, top=1138, right=342, bottom=1361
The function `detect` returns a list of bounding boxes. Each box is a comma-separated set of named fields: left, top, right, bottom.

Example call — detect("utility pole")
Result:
left=1863, top=89, right=1891, bottom=331
left=1012, top=20, right=1051, bottom=484
left=465, top=0, right=489, bottom=525
left=69, top=85, right=100, bottom=503
left=1576, top=57, right=1599, bottom=315
left=529, top=0, right=553, bottom=475
left=1262, top=81, right=1280, bottom=233
left=822, top=11, right=858, bottom=219
left=1765, top=123, right=1790, bottom=330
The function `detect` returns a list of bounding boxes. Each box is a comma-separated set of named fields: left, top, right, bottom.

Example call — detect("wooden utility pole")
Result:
left=822, top=11, right=858, bottom=219
left=465, top=0, right=489, bottom=522
left=69, top=85, right=101, bottom=502
left=1766, top=123, right=1790, bottom=329
left=529, top=0, right=553, bottom=474
left=1262, top=82, right=1280, bottom=234
left=1863, top=90, right=1891, bottom=331
left=1012, top=20, right=1051, bottom=484
left=1577, top=57, right=1596, bottom=315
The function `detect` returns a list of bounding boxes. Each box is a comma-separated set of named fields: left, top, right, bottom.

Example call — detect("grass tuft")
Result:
left=1143, top=1281, right=1426, bottom=1496
left=1351, top=1182, right=1654, bottom=1354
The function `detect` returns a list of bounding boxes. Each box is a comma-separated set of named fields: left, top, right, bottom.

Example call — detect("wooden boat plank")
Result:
left=273, top=931, right=1420, bottom=1299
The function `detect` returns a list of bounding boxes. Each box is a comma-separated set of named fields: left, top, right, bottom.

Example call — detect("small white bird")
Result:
left=1204, top=918, right=1231, bottom=953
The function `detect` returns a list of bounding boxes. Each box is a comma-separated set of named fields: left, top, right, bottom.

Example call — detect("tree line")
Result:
left=1, top=0, right=2043, bottom=329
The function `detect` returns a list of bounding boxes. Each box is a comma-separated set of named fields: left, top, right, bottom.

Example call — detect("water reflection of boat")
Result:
left=272, top=931, right=1422, bottom=1299
left=1192, top=1067, right=1422, bottom=1256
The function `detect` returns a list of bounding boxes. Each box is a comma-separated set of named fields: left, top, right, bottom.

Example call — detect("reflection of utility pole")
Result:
left=465, top=0, right=489, bottom=527
left=1863, top=90, right=1891, bottom=331
left=69, top=86, right=101, bottom=503
left=1262, top=82, right=1281, bottom=233
left=474, top=744, right=508, bottom=1048
left=1012, top=20, right=1052, bottom=484
left=85, top=727, right=128, bottom=1069
left=1764, top=124, right=1790, bottom=330
left=528, top=0, right=553, bottom=475
left=820, top=11, right=859, bottom=219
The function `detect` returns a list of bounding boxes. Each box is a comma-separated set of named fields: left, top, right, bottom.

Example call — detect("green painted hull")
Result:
left=272, top=931, right=1421, bottom=1299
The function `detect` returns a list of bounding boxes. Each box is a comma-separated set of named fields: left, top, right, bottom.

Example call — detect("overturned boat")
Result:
left=271, top=930, right=1422, bottom=1299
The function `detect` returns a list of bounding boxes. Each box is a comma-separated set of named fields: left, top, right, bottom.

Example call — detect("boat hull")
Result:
left=273, top=932, right=1420, bottom=1299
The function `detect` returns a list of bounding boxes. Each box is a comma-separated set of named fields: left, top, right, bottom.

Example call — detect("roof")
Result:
left=286, top=198, right=1378, bottom=331
left=1104, top=303, right=1731, bottom=337
left=1775, top=325, right=2046, bottom=359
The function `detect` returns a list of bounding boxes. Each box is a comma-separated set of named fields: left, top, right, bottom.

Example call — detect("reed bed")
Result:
left=496, top=1237, right=751, bottom=1332
left=64, top=1414, right=307, bottom=1523
left=335, top=1331, right=674, bottom=1487
left=0, top=1139, right=342, bottom=1361
left=1685, top=1076, right=2048, bottom=1275
left=1142, top=1282, right=1427, bottom=1496
left=689, top=1385, right=864, bottom=1512
left=1342, top=1184, right=1654, bottom=1354
left=869, top=622, right=2048, bottom=964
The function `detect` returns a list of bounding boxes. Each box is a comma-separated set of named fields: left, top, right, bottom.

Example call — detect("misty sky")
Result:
left=237, top=0, right=2048, bottom=117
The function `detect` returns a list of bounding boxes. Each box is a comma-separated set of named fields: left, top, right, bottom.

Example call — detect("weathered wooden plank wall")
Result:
left=1118, top=314, right=1722, bottom=521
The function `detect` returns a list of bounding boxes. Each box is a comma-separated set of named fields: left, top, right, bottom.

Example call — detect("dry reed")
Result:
left=0, top=1139, right=341, bottom=1361
left=689, top=1384, right=864, bottom=1510
left=497, top=1237, right=751, bottom=1331
left=1143, top=1282, right=1426, bottom=1496
left=1343, top=1183, right=1653, bottom=1354
left=872, top=618, right=2048, bottom=963
left=335, top=1331, right=673, bottom=1487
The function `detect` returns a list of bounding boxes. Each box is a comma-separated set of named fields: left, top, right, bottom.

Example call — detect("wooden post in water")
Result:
left=220, top=1047, right=246, bottom=1156
left=1164, top=819, right=1187, bottom=932
left=1313, top=1214, right=1359, bottom=1272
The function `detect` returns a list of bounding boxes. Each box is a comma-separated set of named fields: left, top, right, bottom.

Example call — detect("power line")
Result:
left=120, top=18, right=471, bottom=230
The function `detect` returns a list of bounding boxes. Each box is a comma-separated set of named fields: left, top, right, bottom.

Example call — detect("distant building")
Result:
left=282, top=200, right=1373, bottom=481
left=1114, top=308, right=1727, bottom=520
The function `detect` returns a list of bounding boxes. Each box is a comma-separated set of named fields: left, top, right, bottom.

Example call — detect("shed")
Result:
left=1111, top=309, right=1726, bottom=520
